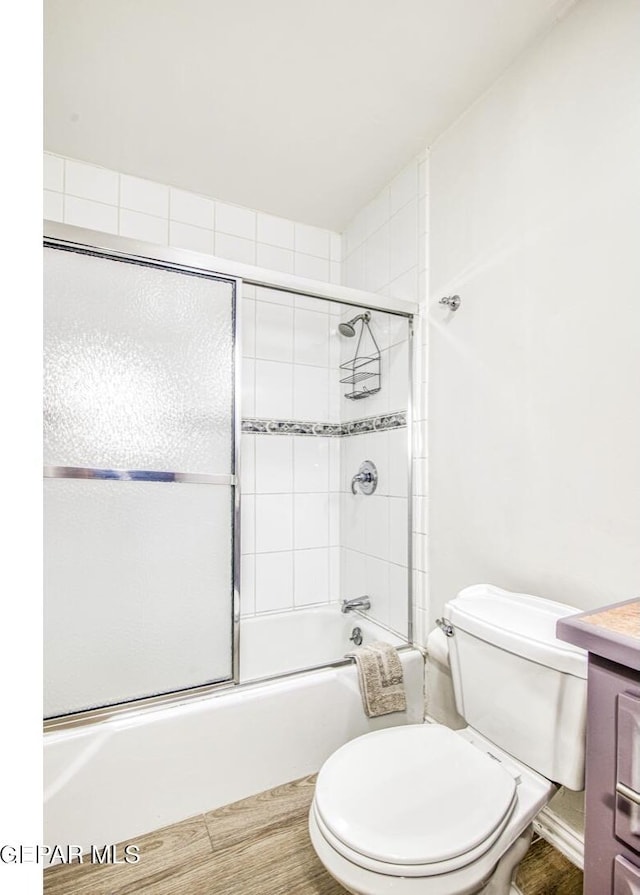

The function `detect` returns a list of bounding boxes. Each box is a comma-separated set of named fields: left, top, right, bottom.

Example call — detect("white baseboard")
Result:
left=533, top=806, right=584, bottom=870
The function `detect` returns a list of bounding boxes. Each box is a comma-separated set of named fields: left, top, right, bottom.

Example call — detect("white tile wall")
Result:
left=294, top=253, right=330, bottom=282
left=364, top=224, right=390, bottom=293
left=256, top=243, right=294, bottom=274
left=44, top=152, right=341, bottom=285
left=241, top=297, right=256, bottom=358
left=65, top=159, right=119, bottom=206
left=293, top=366, right=330, bottom=421
left=294, top=549, right=330, bottom=606
left=169, top=188, right=215, bottom=229
left=256, top=302, right=294, bottom=362
left=238, top=284, right=347, bottom=617
left=239, top=283, right=345, bottom=617
left=241, top=430, right=341, bottom=617
left=44, top=190, right=64, bottom=222
left=257, top=213, right=294, bottom=249
left=365, top=496, right=390, bottom=559
left=255, top=552, right=294, bottom=613
left=255, top=436, right=293, bottom=493
left=343, top=156, right=422, bottom=305
left=120, top=209, right=168, bottom=245
left=294, top=309, right=329, bottom=367
left=294, top=493, right=330, bottom=549
left=389, top=563, right=409, bottom=637
left=121, top=175, right=168, bottom=218
left=241, top=359, right=256, bottom=417
left=293, top=438, right=329, bottom=492
left=44, top=154, right=64, bottom=192
left=339, top=426, right=410, bottom=637
left=215, top=232, right=255, bottom=265
left=329, top=546, right=340, bottom=600
left=254, top=285, right=293, bottom=308
left=241, top=495, right=255, bottom=554
left=366, top=556, right=390, bottom=627
left=216, top=201, right=256, bottom=240
left=241, top=436, right=256, bottom=494
left=64, top=195, right=119, bottom=234
left=43, top=151, right=419, bottom=638
left=329, top=438, right=341, bottom=491
left=390, top=201, right=419, bottom=282
left=338, top=310, right=410, bottom=422
left=243, top=288, right=338, bottom=425
left=241, top=555, right=256, bottom=616
left=341, top=150, right=429, bottom=642
left=169, top=220, right=214, bottom=254
left=295, top=222, right=330, bottom=259
left=254, top=360, right=294, bottom=419
left=255, top=493, right=293, bottom=553
left=238, top=285, right=413, bottom=630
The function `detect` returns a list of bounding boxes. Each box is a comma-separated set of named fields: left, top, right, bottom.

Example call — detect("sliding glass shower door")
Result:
left=44, top=245, right=238, bottom=719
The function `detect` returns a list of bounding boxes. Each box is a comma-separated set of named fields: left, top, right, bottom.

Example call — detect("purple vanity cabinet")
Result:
left=557, top=599, right=640, bottom=895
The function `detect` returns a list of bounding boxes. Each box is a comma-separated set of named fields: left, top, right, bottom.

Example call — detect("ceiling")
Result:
left=44, top=0, right=574, bottom=231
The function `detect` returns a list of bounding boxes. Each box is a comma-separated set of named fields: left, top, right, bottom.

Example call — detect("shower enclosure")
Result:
left=43, top=224, right=413, bottom=723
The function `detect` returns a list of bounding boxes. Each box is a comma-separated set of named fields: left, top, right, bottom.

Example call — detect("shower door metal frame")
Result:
left=43, top=221, right=415, bottom=731
left=44, top=224, right=243, bottom=728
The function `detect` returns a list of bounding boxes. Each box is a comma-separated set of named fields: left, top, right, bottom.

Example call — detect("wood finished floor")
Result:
left=44, top=775, right=583, bottom=895
left=515, top=837, right=583, bottom=895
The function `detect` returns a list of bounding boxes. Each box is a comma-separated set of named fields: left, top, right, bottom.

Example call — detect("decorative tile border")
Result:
left=344, top=412, right=406, bottom=436
left=242, top=419, right=343, bottom=437
left=242, top=411, right=406, bottom=437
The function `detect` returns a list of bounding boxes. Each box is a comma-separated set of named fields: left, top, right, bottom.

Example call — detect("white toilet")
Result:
left=309, top=584, right=587, bottom=895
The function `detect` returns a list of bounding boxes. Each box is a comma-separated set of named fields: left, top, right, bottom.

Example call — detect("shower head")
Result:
left=338, top=321, right=356, bottom=337
left=338, top=312, right=370, bottom=337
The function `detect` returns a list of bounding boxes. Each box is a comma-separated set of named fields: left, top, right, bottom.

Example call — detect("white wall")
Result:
left=428, top=0, right=640, bottom=621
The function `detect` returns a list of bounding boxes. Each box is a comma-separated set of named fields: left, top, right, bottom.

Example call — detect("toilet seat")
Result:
left=313, top=724, right=518, bottom=877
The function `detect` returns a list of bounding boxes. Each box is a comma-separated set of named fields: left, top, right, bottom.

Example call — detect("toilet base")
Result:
left=481, top=827, right=532, bottom=895
left=310, top=810, right=533, bottom=895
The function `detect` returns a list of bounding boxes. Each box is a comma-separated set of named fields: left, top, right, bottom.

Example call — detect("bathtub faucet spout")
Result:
left=341, top=596, right=371, bottom=614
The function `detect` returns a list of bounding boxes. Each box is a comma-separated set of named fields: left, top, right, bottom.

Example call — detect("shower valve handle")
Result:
left=351, top=470, right=372, bottom=493
left=351, top=460, right=378, bottom=495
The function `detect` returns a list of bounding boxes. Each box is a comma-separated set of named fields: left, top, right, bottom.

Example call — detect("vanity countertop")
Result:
left=557, top=598, right=640, bottom=670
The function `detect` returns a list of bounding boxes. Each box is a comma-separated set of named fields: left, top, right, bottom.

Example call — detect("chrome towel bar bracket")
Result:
left=439, top=295, right=461, bottom=312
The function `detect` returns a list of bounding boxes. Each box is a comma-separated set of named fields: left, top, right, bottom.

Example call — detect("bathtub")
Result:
left=239, top=604, right=406, bottom=682
left=44, top=606, right=423, bottom=854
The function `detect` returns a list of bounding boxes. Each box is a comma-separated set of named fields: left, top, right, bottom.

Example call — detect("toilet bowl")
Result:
left=309, top=585, right=587, bottom=895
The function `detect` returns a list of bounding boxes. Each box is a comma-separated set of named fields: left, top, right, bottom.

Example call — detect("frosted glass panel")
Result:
left=44, top=479, right=233, bottom=718
left=44, top=248, right=234, bottom=474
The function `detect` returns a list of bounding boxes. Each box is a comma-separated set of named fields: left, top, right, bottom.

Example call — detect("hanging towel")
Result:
left=345, top=641, right=407, bottom=717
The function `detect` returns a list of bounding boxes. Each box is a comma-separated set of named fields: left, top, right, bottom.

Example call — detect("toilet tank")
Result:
left=444, top=585, right=587, bottom=790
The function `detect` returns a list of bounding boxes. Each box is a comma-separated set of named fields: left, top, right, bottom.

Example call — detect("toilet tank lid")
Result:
left=444, top=585, right=587, bottom=679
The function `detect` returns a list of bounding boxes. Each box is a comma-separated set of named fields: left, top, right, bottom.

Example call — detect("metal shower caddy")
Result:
left=339, top=312, right=381, bottom=400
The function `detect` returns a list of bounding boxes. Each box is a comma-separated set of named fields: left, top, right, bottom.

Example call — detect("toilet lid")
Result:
left=314, top=725, right=517, bottom=867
